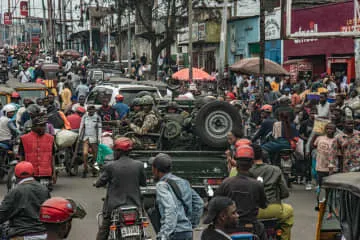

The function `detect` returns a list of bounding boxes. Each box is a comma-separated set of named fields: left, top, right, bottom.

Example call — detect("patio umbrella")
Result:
left=229, top=57, right=289, bottom=76
left=60, top=49, right=81, bottom=58
left=172, top=68, right=215, bottom=82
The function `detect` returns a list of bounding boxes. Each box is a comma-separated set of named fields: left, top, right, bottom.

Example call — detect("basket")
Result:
left=313, top=117, right=331, bottom=135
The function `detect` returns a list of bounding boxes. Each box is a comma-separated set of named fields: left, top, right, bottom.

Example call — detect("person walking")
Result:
left=60, top=82, right=72, bottom=111
left=149, top=153, right=204, bottom=240
left=78, top=105, right=102, bottom=178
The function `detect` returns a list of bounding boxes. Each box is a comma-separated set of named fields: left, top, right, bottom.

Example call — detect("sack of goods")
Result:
left=56, top=130, right=78, bottom=148
left=313, top=116, right=331, bottom=135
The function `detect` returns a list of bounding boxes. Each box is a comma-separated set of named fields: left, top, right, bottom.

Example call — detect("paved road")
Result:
left=0, top=172, right=317, bottom=239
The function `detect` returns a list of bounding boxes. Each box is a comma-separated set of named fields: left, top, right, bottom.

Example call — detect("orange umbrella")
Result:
left=172, top=68, right=215, bottom=82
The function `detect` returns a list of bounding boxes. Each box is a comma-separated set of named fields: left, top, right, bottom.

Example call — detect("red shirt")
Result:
left=67, top=113, right=82, bottom=130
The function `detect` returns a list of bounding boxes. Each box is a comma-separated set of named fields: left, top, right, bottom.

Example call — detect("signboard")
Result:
left=4, top=12, right=12, bottom=25
left=265, top=9, right=281, bottom=40
left=20, top=1, right=29, bottom=17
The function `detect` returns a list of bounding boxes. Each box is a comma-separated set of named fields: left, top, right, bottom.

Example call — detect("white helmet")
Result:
left=3, top=104, right=17, bottom=115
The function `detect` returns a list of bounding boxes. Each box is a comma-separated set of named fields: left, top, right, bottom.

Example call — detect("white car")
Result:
left=85, top=83, right=162, bottom=108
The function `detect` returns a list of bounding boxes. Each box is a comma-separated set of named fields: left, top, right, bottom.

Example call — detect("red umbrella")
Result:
left=172, top=68, right=215, bottom=82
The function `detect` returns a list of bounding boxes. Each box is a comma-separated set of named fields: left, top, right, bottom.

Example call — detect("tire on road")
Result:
left=7, top=166, right=16, bottom=192
left=195, top=101, right=241, bottom=148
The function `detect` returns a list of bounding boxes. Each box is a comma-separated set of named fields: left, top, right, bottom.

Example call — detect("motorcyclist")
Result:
left=0, top=161, right=50, bottom=239
left=112, top=94, right=129, bottom=120
left=19, top=115, right=56, bottom=185
left=0, top=104, right=20, bottom=148
left=252, top=104, right=276, bottom=143
left=67, top=106, right=86, bottom=130
left=216, top=145, right=268, bottom=240
left=249, top=144, right=294, bottom=240
left=40, top=197, right=86, bottom=240
left=95, top=137, right=146, bottom=240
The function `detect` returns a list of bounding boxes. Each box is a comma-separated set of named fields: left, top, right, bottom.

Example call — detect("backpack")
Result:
left=47, top=111, right=65, bottom=129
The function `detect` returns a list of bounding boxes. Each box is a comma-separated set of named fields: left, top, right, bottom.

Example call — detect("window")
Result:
left=17, top=90, right=46, bottom=104
left=86, top=87, right=113, bottom=105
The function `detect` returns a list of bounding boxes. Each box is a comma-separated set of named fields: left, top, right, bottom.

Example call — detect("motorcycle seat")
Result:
left=258, top=218, right=280, bottom=227
left=0, top=143, right=10, bottom=150
left=279, top=149, right=294, bottom=155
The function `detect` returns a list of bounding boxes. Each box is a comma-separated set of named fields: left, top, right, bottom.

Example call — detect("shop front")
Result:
left=284, top=1, right=354, bottom=82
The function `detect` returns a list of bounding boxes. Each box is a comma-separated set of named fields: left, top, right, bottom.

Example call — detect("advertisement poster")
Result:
left=20, top=1, right=29, bottom=17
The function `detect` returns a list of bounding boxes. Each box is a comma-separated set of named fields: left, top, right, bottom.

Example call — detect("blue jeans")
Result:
left=171, top=231, right=193, bottom=240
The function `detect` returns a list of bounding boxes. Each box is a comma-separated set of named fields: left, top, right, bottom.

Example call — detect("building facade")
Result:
left=284, top=0, right=355, bottom=81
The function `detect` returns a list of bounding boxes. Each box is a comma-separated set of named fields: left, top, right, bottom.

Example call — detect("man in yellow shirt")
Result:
left=271, top=77, right=281, bottom=92
left=60, top=82, right=72, bottom=111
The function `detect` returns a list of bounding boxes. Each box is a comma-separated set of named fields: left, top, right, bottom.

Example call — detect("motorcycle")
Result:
left=279, top=149, right=296, bottom=188
left=97, top=204, right=149, bottom=240
left=259, top=218, right=282, bottom=240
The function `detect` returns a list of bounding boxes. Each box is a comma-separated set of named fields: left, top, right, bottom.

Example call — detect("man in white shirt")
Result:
left=18, top=65, right=31, bottom=83
left=317, top=92, right=330, bottom=118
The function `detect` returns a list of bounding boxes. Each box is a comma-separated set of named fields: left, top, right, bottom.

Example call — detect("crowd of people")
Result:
left=0, top=46, right=359, bottom=240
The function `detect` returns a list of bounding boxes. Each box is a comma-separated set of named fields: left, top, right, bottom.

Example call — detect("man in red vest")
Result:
left=18, top=115, right=55, bottom=182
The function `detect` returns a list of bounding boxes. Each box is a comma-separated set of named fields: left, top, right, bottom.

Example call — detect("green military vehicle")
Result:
left=122, top=99, right=242, bottom=205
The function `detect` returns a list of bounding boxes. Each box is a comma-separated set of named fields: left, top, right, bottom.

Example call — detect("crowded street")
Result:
left=0, top=174, right=318, bottom=239
left=1, top=0, right=360, bottom=240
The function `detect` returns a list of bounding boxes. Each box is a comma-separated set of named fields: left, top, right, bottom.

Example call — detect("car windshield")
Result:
left=119, top=89, right=160, bottom=105
left=86, top=87, right=113, bottom=105
left=44, top=71, right=57, bottom=79
left=87, top=87, right=160, bottom=105
left=17, top=90, right=46, bottom=104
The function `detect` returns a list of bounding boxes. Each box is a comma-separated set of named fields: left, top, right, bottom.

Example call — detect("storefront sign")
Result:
left=293, top=21, right=318, bottom=44
left=265, top=9, right=281, bottom=40
left=4, top=12, right=12, bottom=25
left=340, top=17, right=360, bottom=32
left=20, top=1, right=29, bottom=17
left=177, top=23, right=199, bottom=44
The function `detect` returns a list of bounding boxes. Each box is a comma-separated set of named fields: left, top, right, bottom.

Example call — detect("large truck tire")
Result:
left=195, top=101, right=241, bottom=148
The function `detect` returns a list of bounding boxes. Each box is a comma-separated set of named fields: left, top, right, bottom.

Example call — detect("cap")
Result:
left=114, top=137, right=133, bottom=151
left=11, top=92, right=20, bottom=98
left=15, top=161, right=34, bottom=178
left=235, top=139, right=251, bottom=149
left=149, top=153, right=172, bottom=173
left=226, top=92, right=236, bottom=100
left=76, top=106, right=86, bottom=113
left=203, top=196, right=234, bottom=224
left=235, top=145, right=254, bottom=159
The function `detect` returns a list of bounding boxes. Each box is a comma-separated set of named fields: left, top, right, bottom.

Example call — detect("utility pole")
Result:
left=70, top=0, right=73, bottom=49
left=89, top=9, right=93, bottom=54
left=107, top=17, right=111, bottom=62
left=188, top=0, right=193, bottom=82
left=42, top=0, right=48, bottom=51
left=62, top=0, right=66, bottom=49
left=219, top=0, right=228, bottom=87
left=127, top=8, right=131, bottom=76
left=59, top=0, right=63, bottom=50
left=259, top=0, right=265, bottom=101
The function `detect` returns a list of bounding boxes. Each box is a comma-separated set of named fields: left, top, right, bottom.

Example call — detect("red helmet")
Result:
left=40, top=197, right=75, bottom=223
left=11, top=92, right=20, bottom=98
left=76, top=106, right=86, bottom=113
left=235, top=145, right=254, bottom=159
left=114, top=137, right=133, bottom=151
left=235, top=138, right=251, bottom=149
left=261, top=104, right=273, bottom=113
left=115, top=94, right=124, bottom=101
left=15, top=161, right=34, bottom=178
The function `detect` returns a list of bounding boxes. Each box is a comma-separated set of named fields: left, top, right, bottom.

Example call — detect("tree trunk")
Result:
left=151, top=40, right=160, bottom=80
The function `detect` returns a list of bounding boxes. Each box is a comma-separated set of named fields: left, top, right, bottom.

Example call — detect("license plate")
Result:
left=281, top=159, right=292, bottom=168
left=121, top=225, right=140, bottom=237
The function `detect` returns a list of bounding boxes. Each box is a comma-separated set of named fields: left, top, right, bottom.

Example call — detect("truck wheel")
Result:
left=195, top=101, right=241, bottom=148
left=163, top=121, right=182, bottom=140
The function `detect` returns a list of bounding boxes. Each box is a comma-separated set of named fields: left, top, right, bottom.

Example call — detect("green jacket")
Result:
left=249, top=163, right=289, bottom=204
